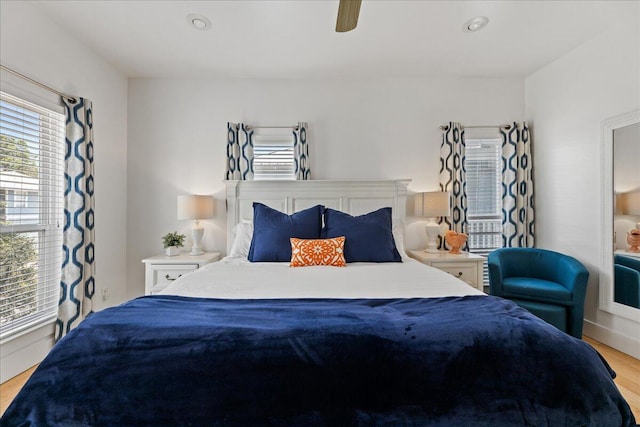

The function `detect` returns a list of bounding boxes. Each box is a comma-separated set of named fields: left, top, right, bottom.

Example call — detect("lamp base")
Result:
left=190, top=220, right=205, bottom=256
left=424, top=218, right=441, bottom=254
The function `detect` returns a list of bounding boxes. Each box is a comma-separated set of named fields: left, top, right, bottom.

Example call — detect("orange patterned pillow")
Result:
left=290, top=237, right=346, bottom=267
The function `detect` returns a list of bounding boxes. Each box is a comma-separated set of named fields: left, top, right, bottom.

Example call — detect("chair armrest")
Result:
left=488, top=253, right=505, bottom=296
left=615, top=255, right=640, bottom=273
left=614, top=264, right=640, bottom=308
left=556, top=257, right=589, bottom=303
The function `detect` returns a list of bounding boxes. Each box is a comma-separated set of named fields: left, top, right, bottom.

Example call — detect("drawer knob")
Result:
left=454, top=272, right=463, bottom=278
left=165, top=274, right=182, bottom=281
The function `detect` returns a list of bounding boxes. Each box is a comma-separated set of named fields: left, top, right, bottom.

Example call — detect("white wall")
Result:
left=525, top=11, right=640, bottom=356
left=0, top=1, right=128, bottom=381
left=127, top=77, right=524, bottom=297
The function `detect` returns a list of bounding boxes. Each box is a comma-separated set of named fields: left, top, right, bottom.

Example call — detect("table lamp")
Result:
left=177, top=195, right=215, bottom=255
left=416, top=191, right=451, bottom=253
left=617, top=189, right=640, bottom=216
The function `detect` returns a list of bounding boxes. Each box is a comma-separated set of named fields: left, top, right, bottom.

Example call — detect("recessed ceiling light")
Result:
left=463, top=16, right=489, bottom=33
left=187, top=13, right=211, bottom=31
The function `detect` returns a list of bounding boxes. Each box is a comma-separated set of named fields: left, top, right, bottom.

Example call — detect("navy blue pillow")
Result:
left=248, top=203, right=323, bottom=262
left=322, top=207, right=401, bottom=263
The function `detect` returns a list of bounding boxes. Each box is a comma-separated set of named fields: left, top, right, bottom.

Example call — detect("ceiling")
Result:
left=31, top=0, right=636, bottom=79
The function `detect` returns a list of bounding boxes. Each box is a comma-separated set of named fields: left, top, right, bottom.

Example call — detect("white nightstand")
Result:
left=141, top=252, right=221, bottom=295
left=408, top=250, right=485, bottom=291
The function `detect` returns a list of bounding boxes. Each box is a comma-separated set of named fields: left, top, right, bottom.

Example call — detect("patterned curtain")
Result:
left=225, top=122, right=254, bottom=180
left=439, top=122, right=467, bottom=245
left=293, top=122, right=311, bottom=180
left=500, top=122, right=535, bottom=247
left=56, top=98, right=95, bottom=341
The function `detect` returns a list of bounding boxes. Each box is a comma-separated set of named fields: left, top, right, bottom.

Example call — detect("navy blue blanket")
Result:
left=1, top=295, right=636, bottom=426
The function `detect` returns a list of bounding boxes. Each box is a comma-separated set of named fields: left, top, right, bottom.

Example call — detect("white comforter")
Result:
left=159, top=257, right=484, bottom=299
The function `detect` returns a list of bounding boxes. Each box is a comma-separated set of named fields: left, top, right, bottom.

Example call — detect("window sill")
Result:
left=0, top=315, right=56, bottom=344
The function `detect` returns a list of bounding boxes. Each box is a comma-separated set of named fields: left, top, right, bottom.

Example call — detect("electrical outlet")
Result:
left=102, top=288, right=110, bottom=301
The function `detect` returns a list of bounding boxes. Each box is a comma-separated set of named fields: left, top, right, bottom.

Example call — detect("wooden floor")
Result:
left=1, top=365, right=37, bottom=415
left=1, top=338, right=639, bottom=419
left=584, top=337, right=640, bottom=420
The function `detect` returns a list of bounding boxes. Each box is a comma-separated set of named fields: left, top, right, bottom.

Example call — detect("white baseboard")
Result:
left=0, top=321, right=55, bottom=383
left=583, top=320, right=640, bottom=360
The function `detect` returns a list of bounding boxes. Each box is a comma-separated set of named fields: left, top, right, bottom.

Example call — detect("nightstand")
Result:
left=408, top=250, right=485, bottom=291
left=141, top=252, right=221, bottom=295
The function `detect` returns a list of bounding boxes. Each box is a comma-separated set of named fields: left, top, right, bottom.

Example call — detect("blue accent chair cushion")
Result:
left=248, top=203, right=323, bottom=262
left=322, top=207, right=401, bottom=263
left=488, top=248, right=589, bottom=338
left=503, top=278, right=572, bottom=302
left=614, top=254, right=640, bottom=309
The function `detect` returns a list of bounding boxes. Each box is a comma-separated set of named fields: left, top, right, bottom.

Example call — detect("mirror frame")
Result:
left=600, top=109, right=640, bottom=321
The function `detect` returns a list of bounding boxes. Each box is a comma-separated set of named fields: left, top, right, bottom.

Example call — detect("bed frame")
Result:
left=5, top=182, right=636, bottom=426
left=225, top=180, right=410, bottom=253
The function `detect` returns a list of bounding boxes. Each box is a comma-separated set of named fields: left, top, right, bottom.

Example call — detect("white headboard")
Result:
left=225, top=180, right=411, bottom=254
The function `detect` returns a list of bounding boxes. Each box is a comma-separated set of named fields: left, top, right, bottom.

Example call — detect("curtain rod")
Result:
left=246, top=125, right=299, bottom=131
left=0, top=64, right=77, bottom=103
left=439, top=124, right=511, bottom=131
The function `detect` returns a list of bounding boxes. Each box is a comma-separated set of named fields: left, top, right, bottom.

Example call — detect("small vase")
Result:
left=165, top=246, right=180, bottom=256
left=627, top=229, right=640, bottom=253
left=444, top=231, right=467, bottom=255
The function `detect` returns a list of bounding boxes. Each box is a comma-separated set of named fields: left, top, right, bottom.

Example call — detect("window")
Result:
left=0, top=91, right=64, bottom=338
left=465, top=134, right=503, bottom=284
left=7, top=190, right=38, bottom=209
left=253, top=135, right=295, bottom=180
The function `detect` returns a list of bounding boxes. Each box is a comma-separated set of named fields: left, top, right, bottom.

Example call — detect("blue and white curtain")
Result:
left=56, top=97, right=95, bottom=341
left=293, top=122, right=311, bottom=180
left=439, top=122, right=467, bottom=248
left=225, top=122, right=254, bottom=180
left=500, top=122, right=535, bottom=247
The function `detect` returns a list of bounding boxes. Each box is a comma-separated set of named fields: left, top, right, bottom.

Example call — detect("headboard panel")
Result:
left=225, top=180, right=410, bottom=254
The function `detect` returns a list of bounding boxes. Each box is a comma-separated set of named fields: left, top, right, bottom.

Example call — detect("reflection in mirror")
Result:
left=613, top=122, right=640, bottom=310
left=600, top=110, right=640, bottom=321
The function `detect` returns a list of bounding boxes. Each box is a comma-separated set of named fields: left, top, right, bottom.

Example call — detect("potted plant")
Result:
left=162, top=231, right=185, bottom=256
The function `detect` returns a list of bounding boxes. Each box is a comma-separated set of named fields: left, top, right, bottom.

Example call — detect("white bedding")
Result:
left=159, top=257, right=485, bottom=299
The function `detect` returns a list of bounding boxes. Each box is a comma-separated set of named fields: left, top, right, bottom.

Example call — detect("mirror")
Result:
left=600, top=110, right=640, bottom=321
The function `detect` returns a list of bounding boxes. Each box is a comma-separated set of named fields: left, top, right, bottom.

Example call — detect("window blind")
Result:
left=0, top=91, right=64, bottom=338
left=465, top=136, right=503, bottom=285
left=253, top=138, right=295, bottom=180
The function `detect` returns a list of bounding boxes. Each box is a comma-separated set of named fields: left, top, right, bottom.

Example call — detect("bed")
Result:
left=1, top=180, right=636, bottom=427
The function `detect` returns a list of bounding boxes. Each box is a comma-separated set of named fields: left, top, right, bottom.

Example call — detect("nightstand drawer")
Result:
left=150, top=264, right=198, bottom=293
left=407, top=250, right=485, bottom=292
left=142, top=252, right=221, bottom=295
left=432, top=263, right=478, bottom=286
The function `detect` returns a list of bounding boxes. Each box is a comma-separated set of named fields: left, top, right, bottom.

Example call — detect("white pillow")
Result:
left=392, top=219, right=410, bottom=261
left=228, top=221, right=253, bottom=259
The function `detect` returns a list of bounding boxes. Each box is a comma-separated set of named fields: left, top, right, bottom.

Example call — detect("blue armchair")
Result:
left=614, top=254, right=640, bottom=309
left=488, top=248, right=589, bottom=338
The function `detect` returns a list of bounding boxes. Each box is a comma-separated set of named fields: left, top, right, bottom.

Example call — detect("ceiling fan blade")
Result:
left=336, top=0, right=362, bottom=33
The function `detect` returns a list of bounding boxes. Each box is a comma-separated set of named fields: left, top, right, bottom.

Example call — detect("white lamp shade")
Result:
left=617, top=189, right=640, bottom=216
left=416, top=191, right=451, bottom=218
left=177, top=195, right=215, bottom=220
